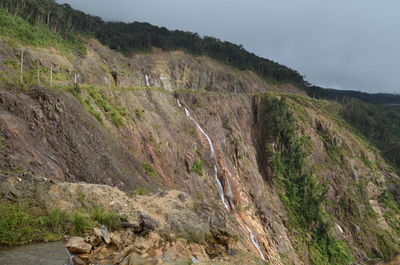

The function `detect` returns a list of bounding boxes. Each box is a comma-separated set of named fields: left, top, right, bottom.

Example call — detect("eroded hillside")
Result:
left=1, top=82, right=400, bottom=264
left=0, top=16, right=399, bottom=264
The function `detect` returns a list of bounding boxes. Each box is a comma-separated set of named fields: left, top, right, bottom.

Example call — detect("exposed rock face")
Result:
left=0, top=87, right=147, bottom=190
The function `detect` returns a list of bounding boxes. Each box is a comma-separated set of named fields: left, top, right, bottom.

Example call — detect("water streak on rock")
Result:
left=177, top=99, right=266, bottom=260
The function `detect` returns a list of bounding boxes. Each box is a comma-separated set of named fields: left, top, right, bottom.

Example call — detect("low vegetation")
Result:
left=191, top=160, right=203, bottom=176
left=90, top=207, right=121, bottom=231
left=86, top=86, right=127, bottom=127
left=132, top=186, right=151, bottom=196
left=141, top=162, right=157, bottom=178
left=0, top=9, right=86, bottom=56
left=379, top=190, right=400, bottom=237
left=70, top=85, right=128, bottom=127
left=260, top=96, right=353, bottom=265
left=0, top=201, right=120, bottom=246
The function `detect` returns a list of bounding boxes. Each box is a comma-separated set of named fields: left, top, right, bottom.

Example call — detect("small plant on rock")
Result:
left=191, top=160, right=203, bottom=176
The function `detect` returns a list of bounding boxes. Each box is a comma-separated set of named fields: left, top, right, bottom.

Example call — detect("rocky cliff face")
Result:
left=0, top=39, right=399, bottom=264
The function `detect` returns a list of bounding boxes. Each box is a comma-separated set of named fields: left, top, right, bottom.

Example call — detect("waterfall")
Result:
left=177, top=99, right=266, bottom=260
left=145, top=74, right=150, bottom=87
left=242, top=220, right=266, bottom=260
left=180, top=100, right=230, bottom=210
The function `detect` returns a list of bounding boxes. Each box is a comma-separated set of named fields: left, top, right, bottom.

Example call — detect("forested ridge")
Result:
left=305, top=86, right=400, bottom=105
left=0, top=0, right=305, bottom=86
left=3, top=0, right=400, bottom=107
left=342, top=100, right=400, bottom=173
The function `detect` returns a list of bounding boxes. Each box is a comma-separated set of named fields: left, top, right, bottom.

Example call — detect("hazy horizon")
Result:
left=57, top=0, right=400, bottom=94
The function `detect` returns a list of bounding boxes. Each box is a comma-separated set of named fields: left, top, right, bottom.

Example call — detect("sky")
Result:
left=57, top=0, right=400, bottom=94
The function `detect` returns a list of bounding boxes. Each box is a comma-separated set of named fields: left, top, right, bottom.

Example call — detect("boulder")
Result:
left=93, top=226, right=111, bottom=244
left=66, top=237, right=92, bottom=254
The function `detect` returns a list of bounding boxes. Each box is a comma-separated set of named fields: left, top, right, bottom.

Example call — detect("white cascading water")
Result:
left=181, top=101, right=230, bottom=210
left=177, top=99, right=266, bottom=260
left=145, top=74, right=150, bottom=87
left=241, top=220, right=266, bottom=260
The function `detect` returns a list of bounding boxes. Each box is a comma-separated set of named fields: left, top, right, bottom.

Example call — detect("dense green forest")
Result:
left=305, top=86, right=400, bottom=105
left=0, top=0, right=305, bottom=86
left=342, top=100, right=400, bottom=172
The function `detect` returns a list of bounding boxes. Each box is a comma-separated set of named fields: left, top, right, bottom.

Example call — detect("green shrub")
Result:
left=191, top=160, right=203, bottom=175
left=141, top=162, right=157, bottom=177
left=109, top=110, right=124, bottom=127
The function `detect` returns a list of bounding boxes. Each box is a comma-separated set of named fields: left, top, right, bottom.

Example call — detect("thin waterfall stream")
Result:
left=177, top=99, right=266, bottom=260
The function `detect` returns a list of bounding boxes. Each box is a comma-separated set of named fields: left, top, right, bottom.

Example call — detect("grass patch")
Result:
left=70, top=86, right=103, bottom=124
left=0, top=203, right=47, bottom=246
left=70, top=211, right=96, bottom=235
left=191, top=160, right=203, bottom=176
left=4, top=59, right=18, bottom=69
left=90, top=207, right=120, bottom=230
left=379, top=190, right=400, bottom=237
left=141, top=162, right=157, bottom=178
left=0, top=201, right=120, bottom=246
left=133, top=186, right=151, bottom=196
left=86, top=86, right=127, bottom=127
left=0, top=9, right=86, bottom=56
left=70, top=85, right=128, bottom=127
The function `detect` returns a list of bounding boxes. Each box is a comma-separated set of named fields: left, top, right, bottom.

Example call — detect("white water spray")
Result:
left=177, top=99, right=266, bottom=260
left=145, top=74, right=150, bottom=87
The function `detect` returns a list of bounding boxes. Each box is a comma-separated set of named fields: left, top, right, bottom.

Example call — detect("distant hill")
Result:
left=304, top=86, right=400, bottom=105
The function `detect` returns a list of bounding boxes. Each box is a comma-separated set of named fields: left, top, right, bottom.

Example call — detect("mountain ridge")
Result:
left=0, top=2, right=399, bottom=265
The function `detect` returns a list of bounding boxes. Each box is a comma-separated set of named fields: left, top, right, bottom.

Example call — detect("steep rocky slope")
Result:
left=0, top=38, right=399, bottom=264
left=1, top=85, right=399, bottom=264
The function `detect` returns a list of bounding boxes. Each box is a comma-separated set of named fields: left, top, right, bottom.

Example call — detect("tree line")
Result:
left=0, top=0, right=102, bottom=37
left=305, top=86, right=400, bottom=105
left=342, top=99, right=400, bottom=172
left=2, top=0, right=399, bottom=106
left=0, top=0, right=306, bottom=86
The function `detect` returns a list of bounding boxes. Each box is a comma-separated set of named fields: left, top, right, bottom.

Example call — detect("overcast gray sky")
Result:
left=57, top=0, right=400, bottom=94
